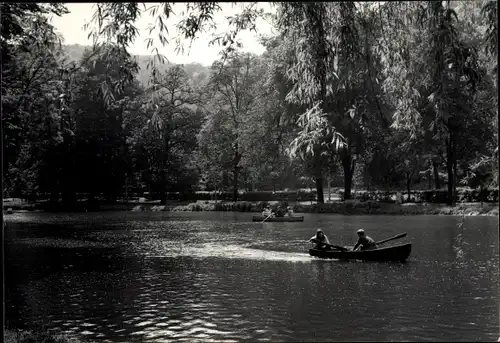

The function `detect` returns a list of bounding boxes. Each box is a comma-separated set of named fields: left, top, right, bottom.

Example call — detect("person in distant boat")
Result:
left=309, top=229, right=331, bottom=250
left=352, top=229, right=377, bottom=251
left=285, top=206, right=294, bottom=217
left=275, top=205, right=286, bottom=217
left=262, top=205, right=274, bottom=217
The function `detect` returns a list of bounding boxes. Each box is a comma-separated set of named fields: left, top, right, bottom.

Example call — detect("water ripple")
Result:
left=4, top=212, right=499, bottom=342
left=143, top=243, right=313, bottom=262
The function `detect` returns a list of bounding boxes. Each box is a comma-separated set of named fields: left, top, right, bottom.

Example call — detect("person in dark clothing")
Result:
left=352, top=229, right=377, bottom=251
left=275, top=206, right=285, bottom=217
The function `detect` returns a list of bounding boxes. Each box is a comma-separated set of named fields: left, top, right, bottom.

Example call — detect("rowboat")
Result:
left=252, top=215, right=304, bottom=222
left=309, top=243, right=412, bottom=262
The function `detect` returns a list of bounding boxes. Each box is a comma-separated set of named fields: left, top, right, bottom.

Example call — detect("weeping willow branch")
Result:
left=287, top=102, right=347, bottom=160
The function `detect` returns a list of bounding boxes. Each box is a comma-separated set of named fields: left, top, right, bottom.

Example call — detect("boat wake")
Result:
left=143, top=242, right=313, bottom=263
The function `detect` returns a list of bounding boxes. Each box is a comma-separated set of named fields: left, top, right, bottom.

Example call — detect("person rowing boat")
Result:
left=352, top=229, right=377, bottom=251
left=262, top=205, right=275, bottom=218
left=309, top=229, right=331, bottom=250
left=275, top=205, right=286, bottom=217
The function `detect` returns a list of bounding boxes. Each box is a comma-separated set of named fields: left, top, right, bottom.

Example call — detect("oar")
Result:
left=375, top=232, right=407, bottom=246
left=262, top=213, right=273, bottom=223
left=310, top=238, right=348, bottom=251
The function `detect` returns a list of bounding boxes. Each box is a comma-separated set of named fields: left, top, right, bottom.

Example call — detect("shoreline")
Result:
left=3, top=200, right=499, bottom=216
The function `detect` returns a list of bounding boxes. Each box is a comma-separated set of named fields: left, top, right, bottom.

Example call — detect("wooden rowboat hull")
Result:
left=309, top=243, right=412, bottom=262
left=252, top=215, right=304, bottom=222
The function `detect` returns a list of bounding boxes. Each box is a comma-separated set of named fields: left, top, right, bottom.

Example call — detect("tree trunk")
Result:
left=309, top=5, right=326, bottom=205
left=341, top=152, right=356, bottom=200
left=232, top=168, right=238, bottom=202
left=313, top=152, right=324, bottom=204
left=428, top=160, right=432, bottom=189
left=62, top=189, right=76, bottom=208
left=446, top=158, right=454, bottom=205
left=125, top=174, right=129, bottom=204
left=453, top=151, right=457, bottom=203
left=50, top=190, right=59, bottom=206
left=406, top=173, right=412, bottom=203
left=159, top=164, right=167, bottom=205
left=160, top=189, right=166, bottom=205
left=446, top=134, right=456, bottom=205
left=344, top=172, right=352, bottom=200
left=315, top=177, right=324, bottom=204
left=480, top=185, right=484, bottom=206
left=327, top=174, right=331, bottom=203
left=222, top=172, right=229, bottom=189
left=87, top=192, right=97, bottom=211
left=433, top=160, right=441, bottom=189
left=163, top=132, right=169, bottom=205
left=232, top=145, right=241, bottom=202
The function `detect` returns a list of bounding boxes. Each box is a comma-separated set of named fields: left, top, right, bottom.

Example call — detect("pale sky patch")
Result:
left=49, top=2, right=276, bottom=66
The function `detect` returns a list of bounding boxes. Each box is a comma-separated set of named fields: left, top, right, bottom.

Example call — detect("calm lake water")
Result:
left=4, top=212, right=500, bottom=342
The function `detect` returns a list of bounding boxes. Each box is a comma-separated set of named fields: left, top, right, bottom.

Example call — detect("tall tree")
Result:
left=137, top=65, right=203, bottom=202
left=1, top=3, right=69, bottom=199
left=68, top=45, right=142, bottom=205
left=277, top=3, right=342, bottom=203
left=375, top=1, right=485, bottom=204
left=206, top=52, right=264, bottom=201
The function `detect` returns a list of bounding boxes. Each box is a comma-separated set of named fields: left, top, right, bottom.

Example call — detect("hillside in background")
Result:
left=63, top=44, right=211, bottom=85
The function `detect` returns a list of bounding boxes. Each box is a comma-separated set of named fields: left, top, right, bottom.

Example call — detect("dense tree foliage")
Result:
left=2, top=2, right=497, bottom=207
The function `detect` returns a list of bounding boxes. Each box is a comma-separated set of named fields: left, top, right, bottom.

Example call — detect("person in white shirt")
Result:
left=262, top=205, right=274, bottom=217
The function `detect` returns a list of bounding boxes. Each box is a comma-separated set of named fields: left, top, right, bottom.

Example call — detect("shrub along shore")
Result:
left=4, top=189, right=499, bottom=216
left=5, top=199, right=497, bottom=216
left=133, top=200, right=499, bottom=216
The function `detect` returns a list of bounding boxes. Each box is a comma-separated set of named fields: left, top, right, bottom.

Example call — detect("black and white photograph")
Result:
left=2, top=2, right=499, bottom=342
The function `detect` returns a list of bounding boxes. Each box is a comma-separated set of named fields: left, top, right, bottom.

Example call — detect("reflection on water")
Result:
left=5, top=212, right=499, bottom=342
